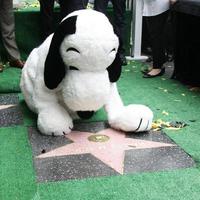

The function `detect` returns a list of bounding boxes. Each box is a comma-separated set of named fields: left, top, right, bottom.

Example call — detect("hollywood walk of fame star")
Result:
left=37, top=129, right=175, bottom=174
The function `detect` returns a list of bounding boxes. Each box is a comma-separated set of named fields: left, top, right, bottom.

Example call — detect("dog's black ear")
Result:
left=44, top=15, right=77, bottom=89
left=107, top=52, right=122, bottom=82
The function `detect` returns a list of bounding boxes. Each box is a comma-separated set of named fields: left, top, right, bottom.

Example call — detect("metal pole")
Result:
left=127, top=0, right=148, bottom=61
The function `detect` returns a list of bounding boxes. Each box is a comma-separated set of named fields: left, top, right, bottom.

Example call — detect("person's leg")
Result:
left=146, top=11, right=169, bottom=70
left=111, top=0, right=126, bottom=57
left=0, top=0, right=3, bottom=69
left=0, top=0, right=21, bottom=62
left=39, top=0, right=55, bottom=40
left=94, top=0, right=109, bottom=14
left=94, top=0, right=127, bottom=65
left=59, top=0, right=89, bottom=19
left=143, top=11, right=169, bottom=77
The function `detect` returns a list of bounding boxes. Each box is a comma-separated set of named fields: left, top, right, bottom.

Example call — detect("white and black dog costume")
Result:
left=20, top=10, right=153, bottom=136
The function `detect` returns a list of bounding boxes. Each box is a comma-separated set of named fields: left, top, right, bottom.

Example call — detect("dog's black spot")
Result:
left=77, top=111, right=94, bottom=119
left=107, top=52, right=122, bottom=82
left=44, top=15, right=78, bottom=89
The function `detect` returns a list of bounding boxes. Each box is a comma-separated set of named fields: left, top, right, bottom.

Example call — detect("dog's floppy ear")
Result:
left=44, top=15, right=77, bottom=89
left=107, top=52, right=122, bottom=82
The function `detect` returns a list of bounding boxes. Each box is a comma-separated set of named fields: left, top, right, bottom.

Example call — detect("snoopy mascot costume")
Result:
left=20, top=10, right=153, bottom=136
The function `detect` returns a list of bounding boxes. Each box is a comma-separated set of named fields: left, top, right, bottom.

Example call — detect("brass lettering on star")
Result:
left=88, top=134, right=110, bottom=142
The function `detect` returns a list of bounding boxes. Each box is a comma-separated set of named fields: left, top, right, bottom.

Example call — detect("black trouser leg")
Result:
left=59, top=0, right=89, bottom=19
left=94, top=0, right=126, bottom=55
left=94, top=0, right=109, bottom=14
left=111, top=0, right=126, bottom=54
left=39, top=0, right=55, bottom=39
left=144, top=11, right=169, bottom=69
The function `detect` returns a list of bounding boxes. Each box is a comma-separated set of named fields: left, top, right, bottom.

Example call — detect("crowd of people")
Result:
left=0, top=0, right=178, bottom=77
left=39, top=0, right=127, bottom=65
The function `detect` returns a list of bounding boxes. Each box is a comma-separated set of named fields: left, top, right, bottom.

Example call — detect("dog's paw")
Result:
left=37, top=108, right=73, bottom=136
left=108, top=104, right=153, bottom=132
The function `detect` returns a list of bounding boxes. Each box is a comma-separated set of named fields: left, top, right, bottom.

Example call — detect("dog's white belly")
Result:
left=61, top=71, right=110, bottom=111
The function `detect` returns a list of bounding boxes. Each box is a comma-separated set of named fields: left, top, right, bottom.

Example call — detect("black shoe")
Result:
left=141, top=68, right=151, bottom=74
left=0, top=64, right=3, bottom=73
left=9, top=59, right=25, bottom=69
left=119, top=54, right=127, bottom=66
left=143, top=68, right=165, bottom=78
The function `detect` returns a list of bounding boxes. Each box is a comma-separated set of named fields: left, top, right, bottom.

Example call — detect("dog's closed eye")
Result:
left=110, top=48, right=116, bottom=53
left=66, top=47, right=80, bottom=53
left=69, top=66, right=79, bottom=70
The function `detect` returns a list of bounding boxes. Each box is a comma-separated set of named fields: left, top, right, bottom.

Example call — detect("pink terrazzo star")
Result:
left=37, top=129, right=175, bottom=174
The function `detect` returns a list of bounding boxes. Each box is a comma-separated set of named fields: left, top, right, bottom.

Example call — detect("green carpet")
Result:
left=0, top=66, right=21, bottom=93
left=1, top=61, right=200, bottom=200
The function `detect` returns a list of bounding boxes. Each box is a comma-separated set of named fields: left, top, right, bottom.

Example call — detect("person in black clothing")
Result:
left=142, top=0, right=177, bottom=78
left=94, top=0, right=127, bottom=65
left=59, top=0, right=89, bottom=19
left=39, top=0, right=88, bottom=40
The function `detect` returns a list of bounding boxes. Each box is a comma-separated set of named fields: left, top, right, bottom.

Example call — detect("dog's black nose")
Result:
left=69, top=66, right=79, bottom=70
